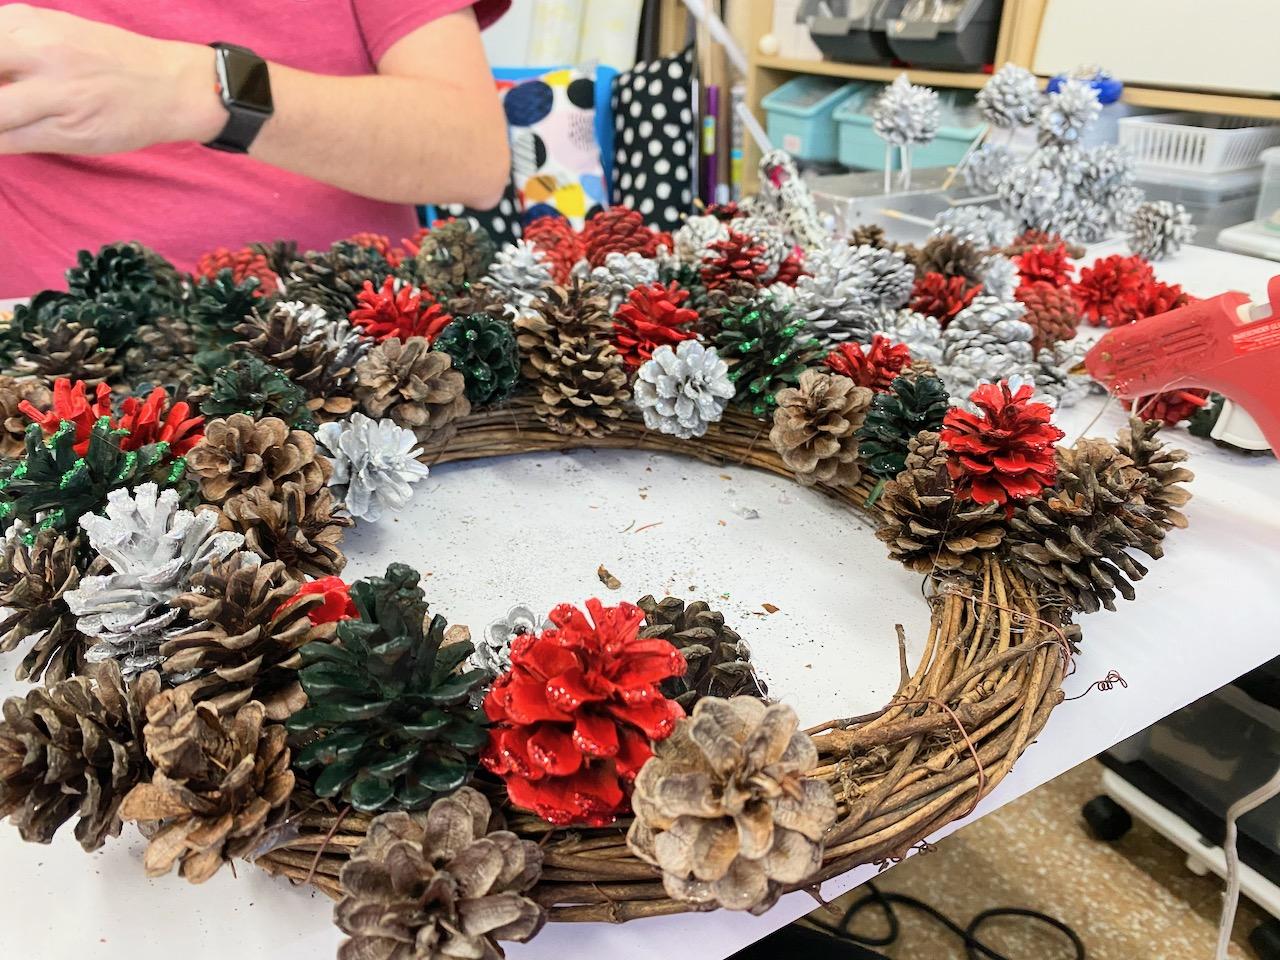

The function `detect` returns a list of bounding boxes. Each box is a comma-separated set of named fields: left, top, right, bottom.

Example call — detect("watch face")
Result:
left=219, top=48, right=272, bottom=114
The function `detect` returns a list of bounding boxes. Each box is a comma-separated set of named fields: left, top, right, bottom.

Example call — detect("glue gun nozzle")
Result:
left=1068, top=361, right=1089, bottom=377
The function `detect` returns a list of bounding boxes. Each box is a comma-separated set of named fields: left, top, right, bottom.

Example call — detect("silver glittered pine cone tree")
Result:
left=873, top=73, right=941, bottom=146
left=979, top=253, right=1019, bottom=303
left=588, top=251, right=660, bottom=310
left=997, top=157, right=1067, bottom=235
left=863, top=308, right=944, bottom=364
left=796, top=243, right=915, bottom=345
left=634, top=340, right=735, bottom=440
left=486, top=240, right=554, bottom=309
left=977, top=63, right=1043, bottom=129
left=932, top=205, right=1017, bottom=249
left=758, top=150, right=828, bottom=252
left=1031, top=340, right=1093, bottom=409
left=1079, top=143, right=1136, bottom=206
left=672, top=214, right=730, bottom=265
left=470, top=604, right=551, bottom=677
left=938, top=296, right=1036, bottom=397
left=315, top=412, right=431, bottom=523
left=1127, top=200, right=1196, bottom=260
left=965, top=142, right=1016, bottom=194
left=64, top=484, right=249, bottom=677
left=1037, top=78, right=1102, bottom=146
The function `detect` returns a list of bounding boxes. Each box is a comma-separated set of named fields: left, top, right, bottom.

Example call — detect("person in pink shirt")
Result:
left=0, top=0, right=512, bottom=296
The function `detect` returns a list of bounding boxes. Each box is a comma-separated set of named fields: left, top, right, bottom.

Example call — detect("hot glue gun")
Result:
left=1083, top=274, right=1280, bottom=456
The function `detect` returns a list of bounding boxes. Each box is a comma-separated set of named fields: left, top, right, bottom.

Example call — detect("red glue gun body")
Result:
left=1085, top=275, right=1280, bottom=455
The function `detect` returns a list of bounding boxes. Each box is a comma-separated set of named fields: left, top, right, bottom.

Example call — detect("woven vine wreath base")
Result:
left=255, top=397, right=1068, bottom=923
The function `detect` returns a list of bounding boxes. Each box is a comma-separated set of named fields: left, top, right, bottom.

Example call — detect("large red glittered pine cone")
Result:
left=612, top=283, right=699, bottom=369
left=1072, top=254, right=1155, bottom=327
left=824, top=335, right=912, bottom=392
left=701, top=230, right=769, bottom=291
left=482, top=599, right=686, bottom=827
left=581, top=208, right=661, bottom=268
left=21, top=378, right=203, bottom=457
left=910, top=272, right=980, bottom=326
left=1015, top=281, right=1082, bottom=351
left=195, top=247, right=279, bottom=292
left=350, top=277, right=453, bottom=344
left=1014, top=244, right=1074, bottom=288
left=525, top=216, right=587, bottom=284
left=940, top=381, right=1065, bottom=508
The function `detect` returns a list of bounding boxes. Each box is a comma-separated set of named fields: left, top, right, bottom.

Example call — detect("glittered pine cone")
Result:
left=335, top=787, right=545, bottom=960
left=354, top=336, right=471, bottom=445
left=0, top=376, right=50, bottom=458
left=1016, top=280, right=1082, bottom=351
left=582, top=207, right=660, bottom=268
left=770, top=370, right=873, bottom=488
left=414, top=219, right=497, bottom=295
left=161, top=553, right=325, bottom=721
left=11, top=319, right=121, bottom=388
left=875, top=432, right=1006, bottom=575
left=211, top=482, right=352, bottom=579
left=627, top=697, right=836, bottom=914
left=185, top=414, right=331, bottom=505
left=638, top=595, right=765, bottom=709
left=914, top=234, right=988, bottom=283
left=119, top=690, right=294, bottom=883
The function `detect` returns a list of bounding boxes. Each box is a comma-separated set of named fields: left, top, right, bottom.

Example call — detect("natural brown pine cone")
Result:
left=211, top=483, right=352, bottom=579
left=161, top=553, right=327, bottom=721
left=875, top=431, right=1006, bottom=575
left=848, top=223, right=888, bottom=249
left=440, top=280, right=515, bottom=321
left=414, top=219, right=497, bottom=295
left=637, top=595, right=765, bottom=709
left=123, top=318, right=198, bottom=390
left=0, top=662, right=160, bottom=850
left=1017, top=280, right=1081, bottom=351
left=628, top=697, right=836, bottom=914
left=354, top=336, right=471, bottom=444
left=914, top=234, right=988, bottom=282
left=185, top=414, right=330, bottom=505
left=234, top=301, right=360, bottom=418
left=119, top=690, right=294, bottom=884
left=0, top=527, right=107, bottom=683
left=335, top=786, right=545, bottom=960
left=770, top=370, right=873, bottom=488
left=0, top=375, right=50, bottom=457
left=12, top=319, right=121, bottom=387
left=1116, top=416, right=1194, bottom=531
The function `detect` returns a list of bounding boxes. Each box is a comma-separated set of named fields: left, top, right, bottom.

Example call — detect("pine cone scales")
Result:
left=12, top=319, right=121, bottom=387
left=235, top=301, right=359, bottom=418
left=1017, top=280, right=1081, bottom=351
left=915, top=235, right=987, bottom=283
left=415, top=220, right=497, bottom=294
left=1117, top=417, right=1194, bottom=530
left=876, top=432, right=1006, bottom=575
left=185, top=414, right=330, bottom=505
left=119, top=690, right=295, bottom=883
left=770, top=370, right=873, bottom=488
left=335, top=788, right=545, bottom=960
left=638, top=596, right=764, bottom=708
left=627, top=697, right=836, bottom=914
left=212, top=483, right=351, bottom=579
left=0, top=377, right=51, bottom=457
left=355, top=337, right=471, bottom=445
left=0, top=662, right=159, bottom=850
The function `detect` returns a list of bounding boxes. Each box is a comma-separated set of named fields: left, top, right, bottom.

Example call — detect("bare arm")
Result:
left=0, top=4, right=510, bottom=208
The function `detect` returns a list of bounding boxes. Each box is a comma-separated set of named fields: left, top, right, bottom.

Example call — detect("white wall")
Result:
left=481, top=1, right=535, bottom=68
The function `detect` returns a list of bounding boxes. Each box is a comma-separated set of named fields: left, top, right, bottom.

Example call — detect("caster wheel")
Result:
left=1082, top=794, right=1132, bottom=842
left=1249, top=917, right=1280, bottom=960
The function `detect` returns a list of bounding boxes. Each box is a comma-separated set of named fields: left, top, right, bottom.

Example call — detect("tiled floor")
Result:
left=807, top=760, right=1270, bottom=959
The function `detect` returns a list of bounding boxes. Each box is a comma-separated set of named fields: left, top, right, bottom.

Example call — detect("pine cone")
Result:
left=11, top=318, right=121, bottom=387
left=909, top=273, right=980, bottom=326
left=702, top=231, right=769, bottom=291
left=485, top=239, right=555, bottom=308
left=1116, top=416, right=1194, bottom=531
left=634, top=340, right=735, bottom=440
left=0, top=525, right=104, bottom=683
left=637, top=595, right=764, bottom=708
left=857, top=374, right=951, bottom=479
left=284, top=243, right=392, bottom=317
left=316, top=412, right=431, bottom=523
left=1005, top=437, right=1165, bottom=612
left=199, top=356, right=318, bottom=433
left=187, top=270, right=265, bottom=370
left=335, top=788, right=545, bottom=960
left=0, top=376, right=50, bottom=458
left=770, top=370, right=872, bottom=488
left=627, top=697, right=836, bottom=913
left=414, top=220, right=497, bottom=295
left=472, top=604, right=548, bottom=678
left=848, top=223, right=888, bottom=249
left=185, top=414, right=330, bottom=505
left=119, top=690, right=294, bottom=883
left=524, top=216, right=586, bottom=285
left=1003, top=230, right=1085, bottom=261
left=712, top=296, right=823, bottom=418
left=1016, top=280, right=1081, bottom=351
left=876, top=432, right=1006, bottom=574
left=123, top=318, right=199, bottom=393
left=823, top=336, right=913, bottom=392
left=582, top=207, right=660, bottom=268
left=66, top=242, right=183, bottom=318
left=349, top=278, right=453, bottom=345
left=235, top=300, right=361, bottom=418
left=195, top=246, right=281, bottom=290
left=1127, top=200, right=1196, bottom=261
left=0, top=662, right=160, bottom=850
left=162, top=553, right=321, bottom=720
left=915, top=235, right=988, bottom=283
left=355, top=337, right=471, bottom=445
left=212, top=483, right=351, bottom=579
left=432, top=313, right=521, bottom=407
left=612, top=282, right=699, bottom=369
left=288, top=564, right=488, bottom=812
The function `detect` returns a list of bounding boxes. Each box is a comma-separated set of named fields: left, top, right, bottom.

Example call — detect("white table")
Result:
left=1, top=243, right=1278, bottom=960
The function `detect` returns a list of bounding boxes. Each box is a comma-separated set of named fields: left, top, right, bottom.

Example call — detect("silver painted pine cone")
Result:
left=315, top=412, right=431, bottom=523
left=634, top=340, right=735, bottom=440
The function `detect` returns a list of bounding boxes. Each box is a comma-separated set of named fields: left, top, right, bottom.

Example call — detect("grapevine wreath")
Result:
left=0, top=152, right=1195, bottom=956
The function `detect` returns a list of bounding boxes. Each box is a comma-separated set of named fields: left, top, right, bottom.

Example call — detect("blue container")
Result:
left=835, top=86, right=985, bottom=171
left=762, top=77, right=870, bottom=164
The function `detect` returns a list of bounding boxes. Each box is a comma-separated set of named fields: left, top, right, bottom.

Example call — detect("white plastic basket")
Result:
left=1117, top=112, right=1280, bottom=174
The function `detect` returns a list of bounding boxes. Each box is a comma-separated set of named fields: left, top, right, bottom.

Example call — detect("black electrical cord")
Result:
left=807, top=882, right=1087, bottom=960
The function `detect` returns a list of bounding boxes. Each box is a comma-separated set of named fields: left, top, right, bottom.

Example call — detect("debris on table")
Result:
left=597, top=565, right=622, bottom=590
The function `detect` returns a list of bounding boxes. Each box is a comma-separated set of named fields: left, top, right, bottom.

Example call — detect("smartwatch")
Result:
left=205, top=43, right=274, bottom=153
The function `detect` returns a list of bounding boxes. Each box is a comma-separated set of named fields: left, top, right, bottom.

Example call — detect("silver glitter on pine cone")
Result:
left=634, top=340, right=735, bottom=440
left=932, top=206, right=1017, bottom=249
left=486, top=240, right=554, bottom=310
left=862, top=308, right=944, bottom=365
left=1037, top=79, right=1101, bottom=146
left=315, top=412, right=431, bottom=523
left=1127, top=200, right=1196, bottom=260
left=873, top=73, right=941, bottom=147
left=796, top=243, right=914, bottom=345
left=66, top=484, right=248, bottom=677
left=965, top=142, right=1016, bottom=194
left=471, top=604, right=551, bottom=678
left=294, top=303, right=372, bottom=390
left=979, top=254, right=1019, bottom=303
left=589, top=251, right=660, bottom=310
left=977, top=64, right=1042, bottom=129
left=1079, top=143, right=1135, bottom=204
left=938, top=296, right=1036, bottom=397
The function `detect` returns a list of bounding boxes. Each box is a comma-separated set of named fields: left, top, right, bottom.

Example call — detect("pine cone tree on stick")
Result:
left=770, top=370, right=872, bottom=488
left=185, top=414, right=330, bottom=505
left=119, top=690, right=295, bottom=883
left=856, top=374, right=951, bottom=479
left=637, top=595, right=764, bottom=708
left=0, top=376, right=50, bottom=458
left=354, top=337, right=471, bottom=444
left=0, top=662, right=160, bottom=850
left=212, top=482, right=351, bottom=579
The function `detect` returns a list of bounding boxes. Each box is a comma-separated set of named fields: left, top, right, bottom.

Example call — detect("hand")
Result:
left=0, top=4, right=227, bottom=155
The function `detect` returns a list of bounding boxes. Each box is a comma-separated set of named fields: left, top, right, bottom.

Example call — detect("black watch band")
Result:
left=205, top=42, right=274, bottom=154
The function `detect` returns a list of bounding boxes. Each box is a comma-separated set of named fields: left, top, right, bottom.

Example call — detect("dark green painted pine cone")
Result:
left=857, top=375, right=951, bottom=479
left=433, top=313, right=520, bottom=407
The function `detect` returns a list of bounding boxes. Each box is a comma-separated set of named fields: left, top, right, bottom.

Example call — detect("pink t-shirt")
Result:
left=0, top=0, right=508, bottom=297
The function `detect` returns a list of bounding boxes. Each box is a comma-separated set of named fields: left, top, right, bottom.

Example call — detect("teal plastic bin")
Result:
left=835, top=87, right=985, bottom=171
left=762, top=77, right=871, bottom=164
